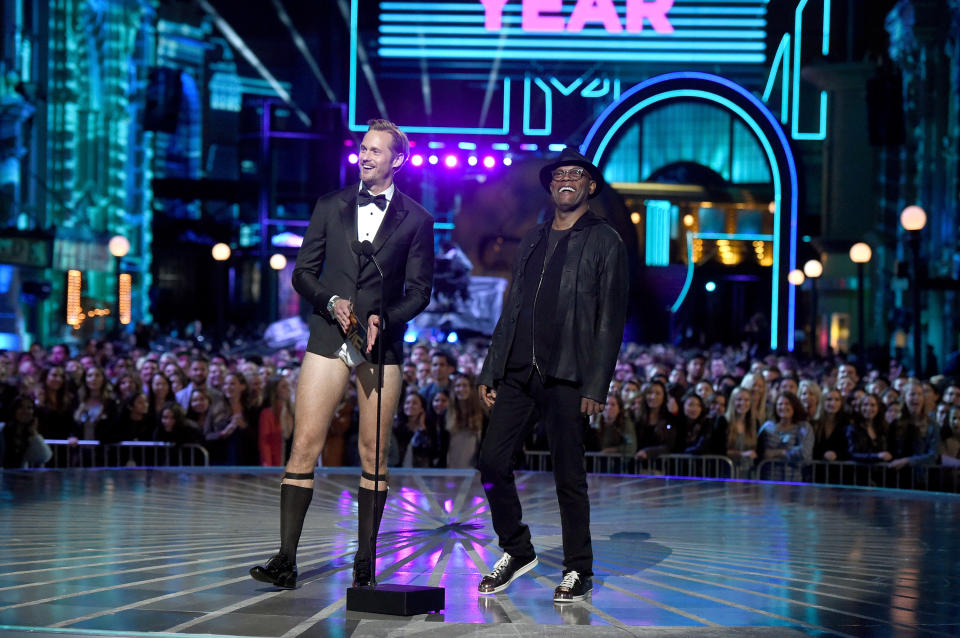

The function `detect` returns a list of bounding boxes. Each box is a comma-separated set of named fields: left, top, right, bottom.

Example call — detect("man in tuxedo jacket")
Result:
left=250, top=119, right=434, bottom=589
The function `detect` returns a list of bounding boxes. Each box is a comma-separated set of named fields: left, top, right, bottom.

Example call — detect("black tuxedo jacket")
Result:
left=292, top=183, right=435, bottom=364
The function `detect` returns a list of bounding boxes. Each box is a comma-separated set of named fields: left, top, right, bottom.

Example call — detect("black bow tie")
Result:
left=358, top=189, right=388, bottom=211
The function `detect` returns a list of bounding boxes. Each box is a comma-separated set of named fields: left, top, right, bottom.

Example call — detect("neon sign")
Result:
left=350, top=0, right=771, bottom=135
left=480, top=0, right=675, bottom=34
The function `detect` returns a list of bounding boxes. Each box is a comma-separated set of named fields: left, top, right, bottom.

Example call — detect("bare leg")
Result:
left=283, top=352, right=351, bottom=489
left=355, top=362, right=402, bottom=490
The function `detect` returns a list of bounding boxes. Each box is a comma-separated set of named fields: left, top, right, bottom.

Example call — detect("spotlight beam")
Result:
left=479, top=32, right=508, bottom=128
left=339, top=0, right=389, bottom=119
left=196, top=0, right=311, bottom=127
left=269, top=0, right=337, bottom=103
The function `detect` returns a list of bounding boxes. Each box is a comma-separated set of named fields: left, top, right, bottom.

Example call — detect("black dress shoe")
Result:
left=352, top=555, right=375, bottom=587
left=477, top=552, right=538, bottom=594
left=249, top=553, right=297, bottom=589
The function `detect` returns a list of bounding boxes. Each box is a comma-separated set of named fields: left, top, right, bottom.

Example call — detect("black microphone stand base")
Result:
left=346, top=583, right=445, bottom=616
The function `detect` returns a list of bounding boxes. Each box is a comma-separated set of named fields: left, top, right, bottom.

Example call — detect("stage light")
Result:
left=503, top=156, right=513, bottom=166
left=630, top=212, right=641, bottom=224
left=404, top=326, right=419, bottom=343
left=347, top=153, right=358, bottom=164
left=787, top=269, right=805, bottom=286
left=467, top=155, right=478, bottom=166
left=444, top=154, right=458, bottom=168
left=482, top=156, right=496, bottom=168
left=411, top=154, right=424, bottom=167
left=428, top=154, right=439, bottom=165
left=446, top=331, right=459, bottom=344
left=705, top=281, right=716, bottom=292
left=682, top=214, right=694, bottom=227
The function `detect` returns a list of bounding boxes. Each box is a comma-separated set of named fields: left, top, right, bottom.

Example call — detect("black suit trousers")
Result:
left=478, top=368, right=593, bottom=577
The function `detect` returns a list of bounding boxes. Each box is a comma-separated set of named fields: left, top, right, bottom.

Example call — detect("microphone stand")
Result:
left=346, top=240, right=444, bottom=616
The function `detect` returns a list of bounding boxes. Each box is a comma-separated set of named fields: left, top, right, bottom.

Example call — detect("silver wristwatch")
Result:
left=327, top=295, right=342, bottom=315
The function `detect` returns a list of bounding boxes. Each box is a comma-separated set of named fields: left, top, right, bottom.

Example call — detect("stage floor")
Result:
left=1, top=468, right=958, bottom=638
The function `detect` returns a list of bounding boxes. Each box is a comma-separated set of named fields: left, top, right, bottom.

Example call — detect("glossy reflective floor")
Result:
left=1, top=468, right=958, bottom=638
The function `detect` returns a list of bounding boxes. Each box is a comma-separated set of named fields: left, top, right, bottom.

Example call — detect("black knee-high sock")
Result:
left=356, top=487, right=388, bottom=560
left=279, top=484, right=313, bottom=563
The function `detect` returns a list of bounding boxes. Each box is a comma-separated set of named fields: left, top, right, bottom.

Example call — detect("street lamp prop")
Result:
left=108, top=236, right=131, bottom=334
left=269, top=253, right=287, bottom=270
left=803, top=259, right=823, bottom=356
left=211, top=243, right=232, bottom=341
left=900, top=206, right=927, bottom=375
left=211, top=242, right=231, bottom=261
left=848, top=243, right=872, bottom=359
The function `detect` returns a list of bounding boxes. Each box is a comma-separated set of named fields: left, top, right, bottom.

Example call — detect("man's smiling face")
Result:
left=359, top=129, right=402, bottom=190
left=549, top=164, right=596, bottom=211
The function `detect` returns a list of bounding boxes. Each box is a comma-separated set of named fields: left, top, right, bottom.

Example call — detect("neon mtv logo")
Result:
left=480, top=0, right=674, bottom=34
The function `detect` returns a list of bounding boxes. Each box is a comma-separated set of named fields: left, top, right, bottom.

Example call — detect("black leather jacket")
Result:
left=478, top=210, right=628, bottom=402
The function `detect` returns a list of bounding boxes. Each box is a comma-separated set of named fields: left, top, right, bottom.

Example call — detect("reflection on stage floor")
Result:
left=1, top=467, right=957, bottom=637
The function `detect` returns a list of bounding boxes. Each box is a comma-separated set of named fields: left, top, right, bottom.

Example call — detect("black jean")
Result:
left=478, top=368, right=593, bottom=577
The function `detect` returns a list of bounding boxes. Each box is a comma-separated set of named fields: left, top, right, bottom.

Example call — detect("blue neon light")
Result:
left=379, top=26, right=766, bottom=39
left=582, top=72, right=799, bottom=351
left=434, top=222, right=455, bottom=230
left=645, top=200, right=672, bottom=266
left=762, top=34, right=790, bottom=124
left=379, top=1, right=771, bottom=8
left=491, top=143, right=510, bottom=150
left=457, top=142, right=476, bottom=150
left=548, top=143, right=566, bottom=151
left=671, top=231, right=696, bottom=313
left=523, top=77, right=553, bottom=136
left=378, top=48, right=766, bottom=63
left=791, top=0, right=828, bottom=141
left=550, top=77, right=584, bottom=96
left=378, top=37, right=765, bottom=52
left=669, top=6, right=766, bottom=15
left=380, top=13, right=766, bottom=29
left=694, top=232, right=774, bottom=241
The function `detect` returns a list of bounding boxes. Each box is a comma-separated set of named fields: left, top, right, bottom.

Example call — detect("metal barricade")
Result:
left=658, top=454, right=738, bottom=479
left=525, top=452, right=960, bottom=493
left=43, top=440, right=210, bottom=468
left=754, top=459, right=960, bottom=493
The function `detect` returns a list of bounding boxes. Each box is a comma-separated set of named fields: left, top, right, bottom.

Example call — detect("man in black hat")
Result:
left=475, top=147, right=629, bottom=602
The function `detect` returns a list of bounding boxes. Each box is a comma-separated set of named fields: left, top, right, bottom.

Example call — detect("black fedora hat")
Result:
left=538, top=147, right=605, bottom=198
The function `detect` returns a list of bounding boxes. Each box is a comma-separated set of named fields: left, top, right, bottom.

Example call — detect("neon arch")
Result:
left=581, top=71, right=799, bottom=352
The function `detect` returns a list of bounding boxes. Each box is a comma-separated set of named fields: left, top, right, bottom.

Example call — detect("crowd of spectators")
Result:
left=2, top=337, right=959, bottom=484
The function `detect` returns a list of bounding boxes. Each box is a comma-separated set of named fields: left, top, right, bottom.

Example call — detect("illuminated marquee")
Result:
left=349, top=0, right=770, bottom=135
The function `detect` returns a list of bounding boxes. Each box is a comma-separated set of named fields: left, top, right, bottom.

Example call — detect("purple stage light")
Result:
left=482, top=156, right=496, bottom=169
left=347, top=153, right=358, bottom=164
left=411, top=154, right=424, bottom=167
left=467, top=156, right=478, bottom=167
left=444, top=155, right=458, bottom=168
left=428, top=154, right=439, bottom=165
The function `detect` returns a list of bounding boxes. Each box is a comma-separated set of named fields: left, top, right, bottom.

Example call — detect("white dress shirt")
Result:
left=357, top=182, right=394, bottom=242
